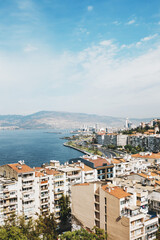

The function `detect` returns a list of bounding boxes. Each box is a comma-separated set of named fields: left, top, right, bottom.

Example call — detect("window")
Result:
left=105, top=224, right=107, bottom=231
left=105, top=206, right=107, bottom=214
left=98, top=175, right=105, bottom=180
left=120, top=200, right=125, bottom=205
left=105, top=197, right=107, bottom=205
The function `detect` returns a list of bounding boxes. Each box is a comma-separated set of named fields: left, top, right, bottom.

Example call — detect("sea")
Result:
left=0, top=129, right=83, bottom=167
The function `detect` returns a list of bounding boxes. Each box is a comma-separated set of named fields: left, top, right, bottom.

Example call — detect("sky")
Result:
left=0, top=0, right=160, bottom=118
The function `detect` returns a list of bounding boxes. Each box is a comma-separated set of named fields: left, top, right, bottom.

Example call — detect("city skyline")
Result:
left=0, top=0, right=160, bottom=117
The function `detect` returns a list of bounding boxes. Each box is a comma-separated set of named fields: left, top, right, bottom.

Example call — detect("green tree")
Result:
left=18, top=215, right=40, bottom=240
left=60, top=227, right=107, bottom=240
left=0, top=226, right=27, bottom=240
left=156, top=226, right=160, bottom=240
left=36, top=213, right=58, bottom=240
left=59, top=194, right=71, bottom=233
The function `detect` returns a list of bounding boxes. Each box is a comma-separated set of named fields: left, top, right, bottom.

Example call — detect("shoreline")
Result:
left=63, top=142, right=90, bottom=156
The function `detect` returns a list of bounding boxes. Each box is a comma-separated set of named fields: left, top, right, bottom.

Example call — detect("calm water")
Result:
left=0, top=129, right=82, bottom=167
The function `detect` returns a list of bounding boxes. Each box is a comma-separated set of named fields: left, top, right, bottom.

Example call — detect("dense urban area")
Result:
left=0, top=118, right=160, bottom=239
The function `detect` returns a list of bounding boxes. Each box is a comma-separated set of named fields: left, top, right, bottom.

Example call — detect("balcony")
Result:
left=131, top=222, right=143, bottom=231
left=95, top=212, right=100, bottom=220
left=23, top=197, right=34, bottom=202
left=95, top=203, right=100, bottom=212
left=55, top=207, right=60, bottom=212
left=54, top=194, right=63, bottom=200
left=131, top=231, right=144, bottom=240
left=54, top=189, right=64, bottom=194
left=41, top=200, right=48, bottom=205
left=67, top=174, right=81, bottom=180
left=22, top=177, right=34, bottom=182
left=145, top=226, right=158, bottom=234
left=41, top=187, right=48, bottom=192
left=94, top=195, right=99, bottom=203
left=40, top=180, right=48, bottom=185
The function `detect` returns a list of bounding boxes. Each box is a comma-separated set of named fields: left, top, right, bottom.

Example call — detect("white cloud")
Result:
left=24, top=44, right=38, bottom=52
left=0, top=37, right=160, bottom=117
left=113, top=21, right=121, bottom=25
left=121, top=34, right=158, bottom=49
left=141, top=34, right=158, bottom=42
left=100, top=40, right=113, bottom=46
left=136, top=34, right=158, bottom=47
left=126, top=19, right=135, bottom=25
left=87, top=6, right=93, bottom=11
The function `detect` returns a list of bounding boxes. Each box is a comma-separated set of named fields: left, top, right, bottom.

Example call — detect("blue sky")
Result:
left=0, top=0, right=160, bottom=117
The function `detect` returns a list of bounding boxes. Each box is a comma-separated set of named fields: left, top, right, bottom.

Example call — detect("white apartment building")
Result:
left=0, top=161, right=36, bottom=220
left=111, top=155, right=151, bottom=177
left=0, top=178, right=18, bottom=225
left=103, top=134, right=128, bottom=147
left=148, top=190, right=160, bottom=222
left=0, top=159, right=97, bottom=225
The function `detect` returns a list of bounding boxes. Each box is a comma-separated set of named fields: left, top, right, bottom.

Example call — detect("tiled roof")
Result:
left=155, top=180, right=160, bottom=185
left=83, top=156, right=111, bottom=168
left=45, top=169, right=61, bottom=176
left=35, top=167, right=43, bottom=171
left=83, top=164, right=94, bottom=171
left=35, top=171, right=44, bottom=177
left=102, top=185, right=131, bottom=199
left=8, top=163, right=34, bottom=173
left=111, top=158, right=126, bottom=164
left=137, top=172, right=159, bottom=179
left=132, top=153, right=160, bottom=159
left=74, top=162, right=94, bottom=171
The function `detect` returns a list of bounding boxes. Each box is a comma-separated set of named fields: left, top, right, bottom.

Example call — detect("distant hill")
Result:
left=0, top=111, right=155, bottom=129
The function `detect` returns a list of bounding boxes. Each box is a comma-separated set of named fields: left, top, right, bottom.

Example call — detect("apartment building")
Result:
left=131, top=152, right=160, bottom=165
left=100, top=132, right=160, bottom=152
left=111, top=155, right=151, bottom=177
left=69, top=155, right=114, bottom=180
left=103, top=134, right=128, bottom=147
left=71, top=182, right=159, bottom=240
left=96, top=132, right=105, bottom=145
left=34, top=167, right=65, bottom=222
left=0, top=178, right=18, bottom=225
left=0, top=159, right=98, bottom=225
left=149, top=189, right=160, bottom=222
left=0, top=161, right=35, bottom=220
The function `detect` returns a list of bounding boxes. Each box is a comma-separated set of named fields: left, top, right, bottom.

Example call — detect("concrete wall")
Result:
left=71, top=183, right=97, bottom=230
left=0, top=165, right=18, bottom=180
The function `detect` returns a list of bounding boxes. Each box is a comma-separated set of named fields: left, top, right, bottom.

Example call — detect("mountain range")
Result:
left=0, top=111, right=155, bottom=129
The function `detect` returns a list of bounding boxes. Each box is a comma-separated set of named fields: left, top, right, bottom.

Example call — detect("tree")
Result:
left=18, top=215, right=40, bottom=240
left=0, top=226, right=27, bottom=240
left=156, top=226, right=160, bottom=240
left=60, top=227, right=107, bottom=240
left=36, top=213, right=58, bottom=240
left=59, top=194, right=71, bottom=233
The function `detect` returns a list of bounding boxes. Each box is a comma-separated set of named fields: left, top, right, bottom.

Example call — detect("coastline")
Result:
left=63, top=142, right=90, bottom=156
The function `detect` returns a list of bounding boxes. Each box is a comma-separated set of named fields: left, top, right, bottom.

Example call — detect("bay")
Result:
left=0, top=129, right=82, bottom=167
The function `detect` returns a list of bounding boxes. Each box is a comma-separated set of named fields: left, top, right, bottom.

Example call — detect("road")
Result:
left=99, top=148, right=125, bottom=158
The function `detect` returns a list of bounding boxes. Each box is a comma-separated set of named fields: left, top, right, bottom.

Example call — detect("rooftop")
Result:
left=132, top=152, right=160, bottom=159
left=102, top=185, right=131, bottom=199
left=7, top=163, right=34, bottom=173
left=83, top=156, right=111, bottom=168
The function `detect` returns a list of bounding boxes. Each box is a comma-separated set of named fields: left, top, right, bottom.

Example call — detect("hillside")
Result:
left=0, top=111, right=155, bottom=129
